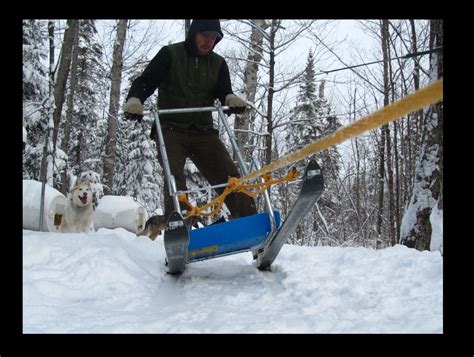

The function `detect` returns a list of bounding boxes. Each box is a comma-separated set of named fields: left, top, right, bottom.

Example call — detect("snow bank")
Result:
left=23, top=180, right=67, bottom=232
left=430, top=205, right=443, bottom=255
left=93, top=195, right=148, bottom=234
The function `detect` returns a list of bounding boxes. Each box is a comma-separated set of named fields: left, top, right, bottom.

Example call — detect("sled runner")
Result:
left=152, top=100, right=324, bottom=275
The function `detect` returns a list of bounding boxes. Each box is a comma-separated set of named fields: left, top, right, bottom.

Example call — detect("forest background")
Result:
left=22, top=19, right=443, bottom=252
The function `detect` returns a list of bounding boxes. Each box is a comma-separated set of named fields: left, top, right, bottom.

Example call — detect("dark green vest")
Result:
left=158, top=42, right=223, bottom=130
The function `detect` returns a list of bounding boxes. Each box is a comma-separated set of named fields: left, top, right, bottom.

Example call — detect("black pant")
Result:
left=156, top=126, right=257, bottom=221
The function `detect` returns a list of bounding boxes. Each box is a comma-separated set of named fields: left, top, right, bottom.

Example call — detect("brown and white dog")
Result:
left=138, top=214, right=202, bottom=241
left=137, top=215, right=167, bottom=241
left=59, top=178, right=94, bottom=233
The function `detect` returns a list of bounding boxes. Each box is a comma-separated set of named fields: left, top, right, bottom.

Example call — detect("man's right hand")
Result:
left=225, top=94, right=247, bottom=114
left=123, top=97, right=144, bottom=122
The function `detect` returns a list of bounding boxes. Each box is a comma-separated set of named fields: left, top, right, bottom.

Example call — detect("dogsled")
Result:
left=152, top=100, right=324, bottom=274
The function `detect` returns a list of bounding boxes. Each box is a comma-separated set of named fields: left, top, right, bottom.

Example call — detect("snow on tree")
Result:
left=59, top=20, right=106, bottom=193
left=118, top=118, right=162, bottom=214
left=23, top=20, right=49, bottom=180
left=282, top=50, right=342, bottom=246
left=399, top=19, right=443, bottom=253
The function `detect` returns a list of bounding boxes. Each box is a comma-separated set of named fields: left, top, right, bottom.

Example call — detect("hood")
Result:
left=185, top=19, right=223, bottom=54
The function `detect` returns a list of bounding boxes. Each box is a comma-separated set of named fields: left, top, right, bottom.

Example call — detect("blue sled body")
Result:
left=187, top=211, right=281, bottom=262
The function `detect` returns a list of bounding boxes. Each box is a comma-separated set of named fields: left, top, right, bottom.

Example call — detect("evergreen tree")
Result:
left=116, top=66, right=163, bottom=215
left=298, top=50, right=317, bottom=110
left=119, top=119, right=162, bottom=214
left=64, top=20, right=105, bottom=186
left=284, top=50, right=342, bottom=246
left=23, top=20, right=48, bottom=104
left=23, top=19, right=49, bottom=180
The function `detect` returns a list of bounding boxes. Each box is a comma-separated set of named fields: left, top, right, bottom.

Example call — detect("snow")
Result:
left=23, top=180, right=67, bottom=232
left=23, top=228, right=442, bottom=333
left=93, top=195, right=148, bottom=234
left=430, top=204, right=443, bottom=255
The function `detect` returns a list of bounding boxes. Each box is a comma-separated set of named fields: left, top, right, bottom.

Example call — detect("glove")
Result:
left=225, top=94, right=247, bottom=114
left=123, top=97, right=144, bottom=122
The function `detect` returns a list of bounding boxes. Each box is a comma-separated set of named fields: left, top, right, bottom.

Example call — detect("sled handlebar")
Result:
left=156, top=106, right=230, bottom=114
left=145, top=106, right=230, bottom=116
left=146, top=103, right=247, bottom=116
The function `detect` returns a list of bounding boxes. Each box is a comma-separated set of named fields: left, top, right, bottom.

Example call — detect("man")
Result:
left=124, top=19, right=257, bottom=225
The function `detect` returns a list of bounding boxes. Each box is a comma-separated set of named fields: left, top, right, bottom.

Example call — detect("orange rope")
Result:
left=178, top=168, right=300, bottom=218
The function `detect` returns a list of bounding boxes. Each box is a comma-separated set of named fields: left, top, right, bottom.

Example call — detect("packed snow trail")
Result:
left=23, top=228, right=442, bottom=333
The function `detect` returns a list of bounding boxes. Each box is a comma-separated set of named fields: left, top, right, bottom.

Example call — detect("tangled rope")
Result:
left=178, top=167, right=299, bottom=218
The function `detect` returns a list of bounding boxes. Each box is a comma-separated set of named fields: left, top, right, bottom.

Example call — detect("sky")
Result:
left=22, top=181, right=443, bottom=334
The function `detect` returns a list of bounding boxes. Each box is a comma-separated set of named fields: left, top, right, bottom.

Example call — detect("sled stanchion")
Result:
left=214, top=99, right=277, bottom=245
left=214, top=100, right=249, bottom=176
left=152, top=110, right=180, bottom=212
left=251, top=158, right=277, bottom=236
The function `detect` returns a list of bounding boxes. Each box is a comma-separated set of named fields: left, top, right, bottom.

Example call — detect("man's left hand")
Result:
left=225, top=94, right=247, bottom=114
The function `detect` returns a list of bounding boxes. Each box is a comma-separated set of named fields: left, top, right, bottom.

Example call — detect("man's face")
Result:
left=194, top=32, right=218, bottom=55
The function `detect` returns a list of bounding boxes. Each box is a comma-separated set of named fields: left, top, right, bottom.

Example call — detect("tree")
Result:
left=232, top=19, right=269, bottom=164
left=63, top=20, right=105, bottom=192
left=284, top=50, right=341, bottom=245
left=116, top=65, right=162, bottom=213
left=119, top=119, right=162, bottom=213
left=23, top=19, right=49, bottom=180
left=400, top=19, right=443, bottom=252
left=224, top=20, right=314, bottom=168
left=375, top=20, right=389, bottom=242
left=59, top=19, right=80, bottom=194
left=103, top=19, right=128, bottom=195
left=46, top=19, right=79, bottom=188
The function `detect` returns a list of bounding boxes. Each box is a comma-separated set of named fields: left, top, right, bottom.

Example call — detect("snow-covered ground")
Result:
left=23, top=228, right=442, bottom=333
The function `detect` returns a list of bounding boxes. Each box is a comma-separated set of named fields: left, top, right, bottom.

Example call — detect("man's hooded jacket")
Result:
left=127, top=19, right=233, bottom=135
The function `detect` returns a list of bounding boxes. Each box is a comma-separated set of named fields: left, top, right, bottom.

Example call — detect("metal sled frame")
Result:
left=151, top=100, right=279, bottom=262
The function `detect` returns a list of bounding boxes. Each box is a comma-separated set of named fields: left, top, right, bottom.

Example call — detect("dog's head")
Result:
left=70, top=178, right=93, bottom=207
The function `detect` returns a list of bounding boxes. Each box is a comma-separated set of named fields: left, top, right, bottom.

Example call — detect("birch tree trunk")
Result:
left=51, top=20, right=78, bottom=167
left=264, top=19, right=279, bottom=166
left=103, top=19, right=128, bottom=195
left=375, top=20, right=389, bottom=242
left=60, top=20, right=80, bottom=194
left=352, top=88, right=362, bottom=237
left=400, top=19, right=443, bottom=252
left=381, top=20, right=396, bottom=246
left=39, top=21, right=56, bottom=188
left=234, top=19, right=267, bottom=163
left=38, top=21, right=58, bottom=230
left=405, top=19, right=422, bottom=206
left=40, top=20, right=78, bottom=188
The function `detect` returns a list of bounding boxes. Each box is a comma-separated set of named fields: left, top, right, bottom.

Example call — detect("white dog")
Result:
left=60, top=178, right=94, bottom=233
